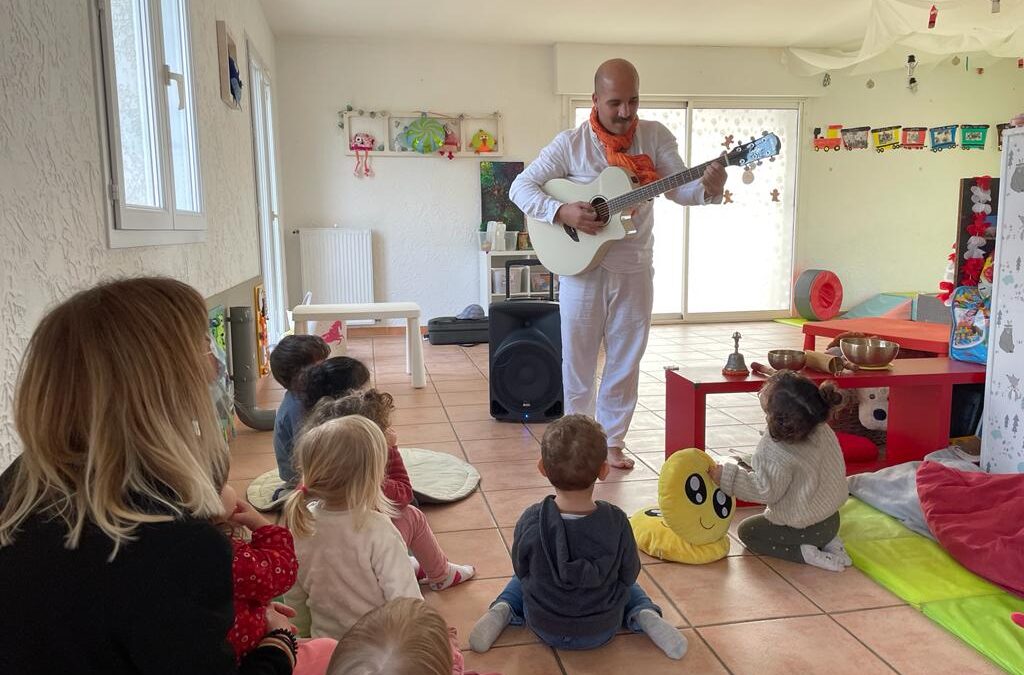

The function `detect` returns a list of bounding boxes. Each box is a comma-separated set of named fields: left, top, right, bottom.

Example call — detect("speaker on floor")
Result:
left=488, top=299, right=563, bottom=422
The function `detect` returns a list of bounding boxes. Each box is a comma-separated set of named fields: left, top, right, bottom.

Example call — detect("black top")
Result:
left=0, top=460, right=291, bottom=675
left=512, top=496, right=641, bottom=638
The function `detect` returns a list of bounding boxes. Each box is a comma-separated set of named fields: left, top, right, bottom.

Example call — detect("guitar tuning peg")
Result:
left=757, top=161, right=763, bottom=166
left=750, top=136, right=756, bottom=142
left=762, top=130, right=768, bottom=136
left=769, top=156, right=776, bottom=162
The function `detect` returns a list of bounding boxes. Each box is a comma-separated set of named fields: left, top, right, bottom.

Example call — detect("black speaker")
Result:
left=488, top=269, right=563, bottom=422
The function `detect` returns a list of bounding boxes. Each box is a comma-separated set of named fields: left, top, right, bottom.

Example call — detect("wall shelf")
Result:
left=341, top=110, right=503, bottom=158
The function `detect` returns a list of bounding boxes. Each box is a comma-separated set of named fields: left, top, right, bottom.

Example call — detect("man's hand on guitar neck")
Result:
left=701, top=162, right=727, bottom=200
left=555, top=201, right=604, bottom=235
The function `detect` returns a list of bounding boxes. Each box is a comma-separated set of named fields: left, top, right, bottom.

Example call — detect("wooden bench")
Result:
left=292, top=302, right=426, bottom=388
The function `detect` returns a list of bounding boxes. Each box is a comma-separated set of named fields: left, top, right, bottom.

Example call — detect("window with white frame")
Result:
left=97, top=0, right=204, bottom=247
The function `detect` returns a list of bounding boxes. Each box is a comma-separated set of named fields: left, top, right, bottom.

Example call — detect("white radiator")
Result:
left=298, top=228, right=374, bottom=309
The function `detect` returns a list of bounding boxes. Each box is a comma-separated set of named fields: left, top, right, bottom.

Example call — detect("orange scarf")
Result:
left=589, top=107, right=660, bottom=186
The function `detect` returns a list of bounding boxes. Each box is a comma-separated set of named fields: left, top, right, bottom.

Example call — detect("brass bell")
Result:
left=722, top=331, right=750, bottom=376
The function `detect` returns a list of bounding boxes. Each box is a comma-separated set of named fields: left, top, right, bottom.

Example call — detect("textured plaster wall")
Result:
left=0, top=0, right=277, bottom=468
left=276, top=38, right=561, bottom=318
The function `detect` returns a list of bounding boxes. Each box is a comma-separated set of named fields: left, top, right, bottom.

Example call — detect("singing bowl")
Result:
left=767, top=349, right=807, bottom=371
left=840, top=338, right=900, bottom=368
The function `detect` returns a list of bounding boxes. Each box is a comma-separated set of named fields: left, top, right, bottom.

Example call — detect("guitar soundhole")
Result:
left=591, top=197, right=610, bottom=224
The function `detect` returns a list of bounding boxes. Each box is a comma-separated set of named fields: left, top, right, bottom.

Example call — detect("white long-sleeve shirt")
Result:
left=285, top=506, right=421, bottom=639
left=719, top=423, right=850, bottom=529
left=509, top=119, right=717, bottom=273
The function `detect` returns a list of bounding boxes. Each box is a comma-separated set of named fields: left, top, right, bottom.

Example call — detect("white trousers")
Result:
left=558, top=267, right=654, bottom=448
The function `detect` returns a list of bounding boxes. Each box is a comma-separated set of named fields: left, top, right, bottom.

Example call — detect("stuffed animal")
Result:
left=350, top=132, right=375, bottom=178
left=438, top=124, right=460, bottom=160
left=825, top=332, right=888, bottom=454
left=470, top=129, right=496, bottom=153
left=630, top=449, right=734, bottom=564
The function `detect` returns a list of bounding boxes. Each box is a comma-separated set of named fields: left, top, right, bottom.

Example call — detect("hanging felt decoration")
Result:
left=350, top=132, right=375, bottom=178
left=742, top=167, right=755, bottom=184
left=840, top=126, right=870, bottom=150
left=722, top=189, right=733, bottom=204
left=470, top=129, right=497, bottom=153
left=929, top=125, right=958, bottom=151
left=992, top=0, right=1000, bottom=13
left=770, top=189, right=781, bottom=202
left=721, top=134, right=734, bottom=150
left=928, top=4, right=937, bottom=28
left=438, top=123, right=460, bottom=160
left=404, top=117, right=447, bottom=154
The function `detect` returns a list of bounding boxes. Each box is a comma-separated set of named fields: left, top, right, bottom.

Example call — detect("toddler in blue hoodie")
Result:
left=469, top=414, right=686, bottom=659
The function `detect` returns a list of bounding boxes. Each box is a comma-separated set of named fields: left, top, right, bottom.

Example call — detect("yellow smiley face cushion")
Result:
left=630, top=448, right=734, bottom=564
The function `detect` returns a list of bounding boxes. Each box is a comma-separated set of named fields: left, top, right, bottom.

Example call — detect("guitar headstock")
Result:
left=727, top=132, right=781, bottom=167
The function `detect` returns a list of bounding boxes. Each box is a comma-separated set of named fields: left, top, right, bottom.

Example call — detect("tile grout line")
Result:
left=755, top=554, right=903, bottom=673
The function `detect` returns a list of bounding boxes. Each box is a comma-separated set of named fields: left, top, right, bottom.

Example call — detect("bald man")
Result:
left=510, top=59, right=726, bottom=470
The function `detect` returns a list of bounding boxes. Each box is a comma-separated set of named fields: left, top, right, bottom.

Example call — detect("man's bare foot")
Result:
left=607, top=447, right=635, bottom=470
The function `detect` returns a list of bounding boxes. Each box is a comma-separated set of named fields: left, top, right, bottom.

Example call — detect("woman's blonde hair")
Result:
left=327, top=598, right=452, bottom=675
left=0, top=277, right=228, bottom=556
left=283, top=415, right=395, bottom=537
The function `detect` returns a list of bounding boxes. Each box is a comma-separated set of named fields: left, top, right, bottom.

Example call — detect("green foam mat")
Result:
left=925, top=595, right=1024, bottom=675
left=773, top=317, right=807, bottom=327
left=840, top=498, right=1024, bottom=672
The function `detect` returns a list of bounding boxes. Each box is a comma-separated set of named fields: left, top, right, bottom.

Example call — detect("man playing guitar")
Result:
left=510, top=58, right=727, bottom=470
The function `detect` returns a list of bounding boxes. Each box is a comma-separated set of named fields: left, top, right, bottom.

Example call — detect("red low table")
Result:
left=665, top=358, right=985, bottom=467
left=801, top=318, right=951, bottom=356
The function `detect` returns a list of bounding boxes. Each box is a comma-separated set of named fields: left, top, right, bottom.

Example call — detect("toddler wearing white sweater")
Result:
left=709, top=371, right=852, bottom=572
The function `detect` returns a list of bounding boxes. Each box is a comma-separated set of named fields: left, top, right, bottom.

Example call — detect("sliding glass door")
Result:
left=568, top=100, right=799, bottom=321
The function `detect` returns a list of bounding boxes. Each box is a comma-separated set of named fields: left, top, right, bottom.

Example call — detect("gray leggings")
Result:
left=737, top=512, right=841, bottom=564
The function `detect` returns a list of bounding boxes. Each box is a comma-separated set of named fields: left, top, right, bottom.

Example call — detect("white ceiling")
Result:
left=258, top=0, right=873, bottom=49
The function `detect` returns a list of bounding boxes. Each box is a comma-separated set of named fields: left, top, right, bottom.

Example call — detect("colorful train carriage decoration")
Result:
left=960, top=124, right=989, bottom=150
left=813, top=125, right=843, bottom=151
left=930, top=124, right=959, bottom=152
left=872, top=126, right=901, bottom=153
left=840, top=126, right=870, bottom=150
left=998, top=123, right=1010, bottom=151
left=900, top=127, right=927, bottom=150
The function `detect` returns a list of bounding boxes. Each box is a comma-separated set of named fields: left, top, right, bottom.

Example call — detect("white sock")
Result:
left=469, top=602, right=512, bottom=653
left=428, top=562, right=475, bottom=591
left=409, top=555, right=428, bottom=584
left=800, top=544, right=846, bottom=572
left=635, top=609, right=688, bottom=660
left=822, top=537, right=853, bottom=567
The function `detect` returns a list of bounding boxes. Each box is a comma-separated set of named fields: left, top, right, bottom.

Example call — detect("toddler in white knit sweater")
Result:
left=708, top=371, right=852, bottom=572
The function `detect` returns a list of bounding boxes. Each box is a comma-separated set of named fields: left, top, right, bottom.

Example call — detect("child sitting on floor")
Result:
left=282, top=416, right=421, bottom=638
left=708, top=370, right=852, bottom=572
left=469, top=414, right=687, bottom=660
left=304, top=389, right=474, bottom=591
left=327, top=598, right=468, bottom=675
left=269, top=335, right=332, bottom=486
left=216, top=476, right=336, bottom=674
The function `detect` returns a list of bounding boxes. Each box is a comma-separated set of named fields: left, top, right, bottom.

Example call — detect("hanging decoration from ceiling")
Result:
left=785, top=0, right=1024, bottom=75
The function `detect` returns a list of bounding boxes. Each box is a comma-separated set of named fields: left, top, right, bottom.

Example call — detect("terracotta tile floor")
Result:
left=231, top=322, right=1004, bottom=675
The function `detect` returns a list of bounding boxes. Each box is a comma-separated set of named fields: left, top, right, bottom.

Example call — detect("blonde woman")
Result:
left=0, top=277, right=296, bottom=675
left=327, top=598, right=459, bottom=675
left=283, top=416, right=421, bottom=639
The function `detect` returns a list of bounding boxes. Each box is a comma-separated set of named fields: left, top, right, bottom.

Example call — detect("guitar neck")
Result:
left=607, top=155, right=728, bottom=214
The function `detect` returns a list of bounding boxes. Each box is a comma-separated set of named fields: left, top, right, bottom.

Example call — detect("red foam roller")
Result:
left=794, top=269, right=843, bottom=321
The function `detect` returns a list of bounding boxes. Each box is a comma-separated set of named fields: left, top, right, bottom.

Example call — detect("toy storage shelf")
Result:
left=342, top=110, right=503, bottom=158
left=479, top=250, right=558, bottom=310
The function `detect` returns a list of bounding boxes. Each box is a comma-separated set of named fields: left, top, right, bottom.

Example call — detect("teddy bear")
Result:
left=824, top=332, right=889, bottom=457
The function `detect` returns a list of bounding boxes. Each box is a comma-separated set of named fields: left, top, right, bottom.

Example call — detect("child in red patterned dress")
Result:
left=219, top=481, right=337, bottom=674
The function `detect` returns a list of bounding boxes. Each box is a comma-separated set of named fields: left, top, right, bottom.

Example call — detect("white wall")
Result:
left=799, top=62, right=1020, bottom=307
left=279, top=40, right=1019, bottom=322
left=0, top=0, right=278, bottom=468
left=276, top=37, right=561, bottom=317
